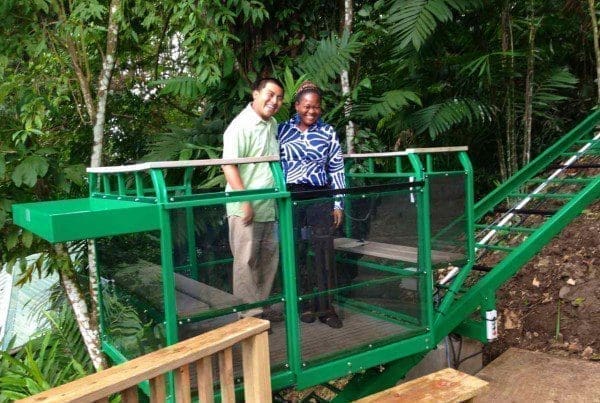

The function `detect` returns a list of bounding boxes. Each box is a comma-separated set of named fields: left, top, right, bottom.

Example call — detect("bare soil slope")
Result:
left=483, top=200, right=600, bottom=364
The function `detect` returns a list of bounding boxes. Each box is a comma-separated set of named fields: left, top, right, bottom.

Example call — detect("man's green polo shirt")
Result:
left=222, top=103, right=278, bottom=222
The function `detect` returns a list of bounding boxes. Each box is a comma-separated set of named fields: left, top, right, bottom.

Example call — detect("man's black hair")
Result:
left=253, top=77, right=284, bottom=92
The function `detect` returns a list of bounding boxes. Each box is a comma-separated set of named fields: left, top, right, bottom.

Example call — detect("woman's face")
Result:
left=295, top=92, right=322, bottom=129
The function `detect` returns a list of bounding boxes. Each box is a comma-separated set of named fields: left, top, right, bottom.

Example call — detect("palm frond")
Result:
left=355, top=90, right=422, bottom=120
left=532, top=68, right=578, bottom=118
left=0, top=307, right=92, bottom=400
left=410, top=98, right=490, bottom=139
left=386, top=0, right=482, bottom=50
left=149, top=76, right=204, bottom=99
left=142, top=124, right=223, bottom=162
left=297, top=30, right=363, bottom=87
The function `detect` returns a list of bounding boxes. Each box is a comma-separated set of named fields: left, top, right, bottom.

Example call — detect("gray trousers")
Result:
left=228, top=216, right=279, bottom=316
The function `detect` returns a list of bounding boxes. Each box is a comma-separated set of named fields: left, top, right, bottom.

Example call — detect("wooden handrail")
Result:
left=18, top=317, right=271, bottom=403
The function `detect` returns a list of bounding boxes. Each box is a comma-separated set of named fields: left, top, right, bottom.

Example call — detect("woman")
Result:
left=278, top=81, right=345, bottom=329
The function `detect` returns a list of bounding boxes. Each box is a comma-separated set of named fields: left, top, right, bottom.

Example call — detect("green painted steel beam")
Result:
left=475, top=243, right=515, bottom=252
left=296, top=332, right=432, bottom=390
left=453, top=318, right=488, bottom=343
left=474, top=109, right=600, bottom=220
left=434, top=177, right=600, bottom=344
left=330, top=352, right=427, bottom=402
left=12, top=198, right=160, bottom=242
left=525, top=177, right=592, bottom=184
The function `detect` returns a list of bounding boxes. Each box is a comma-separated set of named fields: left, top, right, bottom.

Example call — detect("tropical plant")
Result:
left=0, top=307, right=92, bottom=402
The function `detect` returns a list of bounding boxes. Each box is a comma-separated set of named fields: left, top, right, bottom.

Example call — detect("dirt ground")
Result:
left=482, top=200, right=600, bottom=364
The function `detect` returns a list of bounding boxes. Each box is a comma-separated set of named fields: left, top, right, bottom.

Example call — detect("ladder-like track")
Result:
left=331, top=110, right=600, bottom=402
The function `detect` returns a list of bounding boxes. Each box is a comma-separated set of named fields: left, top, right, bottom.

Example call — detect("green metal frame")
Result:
left=29, top=140, right=600, bottom=401
left=10, top=107, right=600, bottom=402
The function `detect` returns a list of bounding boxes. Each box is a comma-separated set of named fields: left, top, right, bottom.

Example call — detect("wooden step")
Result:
left=355, top=367, right=488, bottom=402
left=334, top=237, right=463, bottom=264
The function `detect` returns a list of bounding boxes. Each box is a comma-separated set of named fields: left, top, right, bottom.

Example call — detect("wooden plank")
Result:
left=87, top=155, right=280, bottom=173
left=150, top=375, right=166, bottom=403
left=174, top=272, right=243, bottom=309
left=175, top=290, right=211, bottom=317
left=405, top=146, right=468, bottom=154
left=241, top=332, right=272, bottom=403
left=196, top=357, right=215, bottom=403
left=344, top=151, right=409, bottom=159
left=218, top=348, right=235, bottom=403
left=355, top=368, right=488, bottom=403
left=121, top=386, right=138, bottom=403
left=114, top=261, right=241, bottom=317
left=174, top=365, right=192, bottom=403
left=18, top=317, right=269, bottom=403
left=475, top=348, right=600, bottom=402
left=334, top=237, right=462, bottom=264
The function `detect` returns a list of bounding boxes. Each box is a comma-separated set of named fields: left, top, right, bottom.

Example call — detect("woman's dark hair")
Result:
left=294, top=81, right=322, bottom=104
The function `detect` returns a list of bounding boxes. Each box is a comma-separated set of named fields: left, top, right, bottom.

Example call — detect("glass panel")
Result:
left=169, top=203, right=288, bottom=375
left=430, top=174, right=468, bottom=263
left=292, top=186, right=427, bottom=366
left=96, top=231, right=166, bottom=359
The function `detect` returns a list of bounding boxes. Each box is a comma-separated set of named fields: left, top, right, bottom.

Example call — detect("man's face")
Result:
left=252, top=82, right=284, bottom=120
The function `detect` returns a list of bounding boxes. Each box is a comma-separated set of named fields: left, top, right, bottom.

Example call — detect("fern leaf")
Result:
left=387, top=0, right=482, bottom=50
left=357, top=90, right=422, bottom=119
left=297, top=30, right=363, bottom=86
left=411, top=98, right=490, bottom=139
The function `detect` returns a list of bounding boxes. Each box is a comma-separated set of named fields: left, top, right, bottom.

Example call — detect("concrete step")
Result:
left=474, top=347, right=600, bottom=402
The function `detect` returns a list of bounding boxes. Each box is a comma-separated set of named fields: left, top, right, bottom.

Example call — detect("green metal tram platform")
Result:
left=12, top=110, right=600, bottom=402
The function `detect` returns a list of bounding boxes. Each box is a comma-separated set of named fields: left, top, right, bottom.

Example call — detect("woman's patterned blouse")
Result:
left=277, top=114, right=345, bottom=209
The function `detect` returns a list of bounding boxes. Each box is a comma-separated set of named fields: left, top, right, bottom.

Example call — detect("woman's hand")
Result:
left=332, top=209, right=343, bottom=228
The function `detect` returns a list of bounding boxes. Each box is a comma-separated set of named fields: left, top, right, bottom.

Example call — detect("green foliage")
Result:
left=0, top=308, right=92, bottom=401
left=387, top=0, right=483, bottom=50
left=297, top=30, right=363, bottom=89
left=102, top=289, right=164, bottom=357
left=411, top=98, right=491, bottom=139
left=358, top=90, right=423, bottom=119
left=11, top=156, right=49, bottom=188
left=532, top=68, right=578, bottom=118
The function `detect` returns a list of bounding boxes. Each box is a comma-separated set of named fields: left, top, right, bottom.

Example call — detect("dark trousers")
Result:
left=291, top=185, right=337, bottom=315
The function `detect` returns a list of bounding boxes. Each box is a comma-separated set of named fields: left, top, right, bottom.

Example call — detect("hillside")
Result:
left=483, top=200, right=600, bottom=363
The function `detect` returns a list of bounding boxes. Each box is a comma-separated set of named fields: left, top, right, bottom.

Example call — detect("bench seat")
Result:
left=334, top=237, right=463, bottom=264
left=113, top=260, right=243, bottom=318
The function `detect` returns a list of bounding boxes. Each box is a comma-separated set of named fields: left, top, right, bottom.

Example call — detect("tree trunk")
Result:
left=55, top=245, right=104, bottom=371
left=86, top=0, right=121, bottom=371
left=60, top=0, right=121, bottom=372
left=522, top=0, right=537, bottom=166
left=340, top=0, right=355, bottom=153
left=501, top=3, right=517, bottom=179
left=588, top=0, right=600, bottom=104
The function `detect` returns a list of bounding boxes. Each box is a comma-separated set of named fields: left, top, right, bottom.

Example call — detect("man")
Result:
left=222, top=77, right=284, bottom=321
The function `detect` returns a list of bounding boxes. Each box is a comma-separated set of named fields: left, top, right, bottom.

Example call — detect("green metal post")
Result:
left=117, top=173, right=126, bottom=196
left=433, top=152, right=476, bottom=325
left=407, top=153, right=434, bottom=333
left=89, top=173, right=98, bottom=196
left=135, top=172, right=144, bottom=198
left=183, top=167, right=198, bottom=279
left=150, top=168, right=178, bottom=402
left=270, top=161, right=301, bottom=381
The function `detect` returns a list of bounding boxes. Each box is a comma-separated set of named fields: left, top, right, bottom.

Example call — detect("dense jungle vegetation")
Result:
left=1, top=0, right=599, bottom=399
